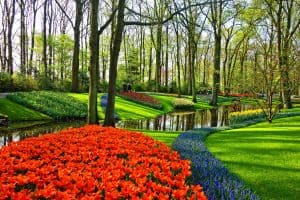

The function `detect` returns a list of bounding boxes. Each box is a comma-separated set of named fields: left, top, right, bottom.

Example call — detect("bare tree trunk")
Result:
left=88, top=0, right=99, bottom=124
left=71, top=0, right=83, bottom=92
left=42, top=0, right=48, bottom=77
left=104, top=0, right=125, bottom=127
left=7, top=0, right=16, bottom=75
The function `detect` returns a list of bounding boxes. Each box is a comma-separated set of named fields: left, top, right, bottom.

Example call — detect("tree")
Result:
left=104, top=0, right=126, bottom=126
left=55, top=0, right=87, bottom=92
left=264, top=0, right=300, bottom=109
left=87, top=0, right=99, bottom=124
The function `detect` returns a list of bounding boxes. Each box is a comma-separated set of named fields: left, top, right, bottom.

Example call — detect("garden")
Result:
left=1, top=0, right=300, bottom=198
left=1, top=90, right=300, bottom=199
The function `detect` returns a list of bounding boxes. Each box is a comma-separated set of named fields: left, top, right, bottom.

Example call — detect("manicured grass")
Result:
left=115, top=96, right=163, bottom=120
left=205, top=116, right=300, bottom=200
left=0, top=98, right=51, bottom=121
left=68, top=93, right=105, bottom=119
left=149, top=94, right=176, bottom=113
left=69, top=93, right=164, bottom=120
left=141, top=130, right=180, bottom=146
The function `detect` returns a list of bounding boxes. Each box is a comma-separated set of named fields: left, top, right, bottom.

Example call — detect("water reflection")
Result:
left=117, top=104, right=256, bottom=131
left=0, top=103, right=256, bottom=147
left=0, top=121, right=85, bottom=147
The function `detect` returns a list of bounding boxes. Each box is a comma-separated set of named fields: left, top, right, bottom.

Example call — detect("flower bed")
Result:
left=229, top=109, right=264, bottom=124
left=118, top=92, right=163, bottom=109
left=172, top=98, right=195, bottom=109
left=7, top=91, right=87, bottom=120
left=219, top=92, right=253, bottom=98
left=0, top=125, right=207, bottom=199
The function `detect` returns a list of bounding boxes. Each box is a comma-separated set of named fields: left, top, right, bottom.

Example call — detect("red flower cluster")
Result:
left=119, top=92, right=162, bottom=109
left=219, top=92, right=253, bottom=97
left=0, top=125, right=207, bottom=200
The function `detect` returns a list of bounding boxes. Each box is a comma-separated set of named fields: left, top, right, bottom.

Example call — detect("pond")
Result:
left=0, top=103, right=257, bottom=147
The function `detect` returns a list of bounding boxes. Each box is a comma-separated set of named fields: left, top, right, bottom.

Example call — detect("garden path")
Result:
left=0, top=93, right=9, bottom=98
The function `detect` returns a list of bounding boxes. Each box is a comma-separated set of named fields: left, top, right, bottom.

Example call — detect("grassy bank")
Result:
left=0, top=98, right=51, bottom=121
left=140, top=130, right=180, bottom=146
left=205, top=116, right=300, bottom=200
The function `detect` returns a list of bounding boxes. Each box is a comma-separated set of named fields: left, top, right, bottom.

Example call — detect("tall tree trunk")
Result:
left=210, top=0, right=222, bottom=106
left=42, top=0, right=47, bottom=77
left=71, top=0, right=83, bottom=92
left=19, top=0, right=26, bottom=74
left=148, top=45, right=152, bottom=84
left=7, top=0, right=16, bottom=75
left=165, top=25, right=169, bottom=88
left=155, top=23, right=162, bottom=92
left=104, top=0, right=125, bottom=127
left=88, top=0, right=99, bottom=124
left=29, top=2, right=38, bottom=76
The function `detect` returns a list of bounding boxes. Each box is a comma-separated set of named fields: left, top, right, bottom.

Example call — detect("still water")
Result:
left=0, top=104, right=256, bottom=147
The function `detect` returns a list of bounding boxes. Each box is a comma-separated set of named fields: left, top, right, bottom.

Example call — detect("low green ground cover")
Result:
left=0, top=98, right=51, bottom=121
left=7, top=91, right=87, bottom=120
left=205, top=116, right=300, bottom=200
left=141, top=130, right=180, bottom=146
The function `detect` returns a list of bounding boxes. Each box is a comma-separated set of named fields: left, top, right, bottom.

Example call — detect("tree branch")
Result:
left=124, top=1, right=230, bottom=26
left=98, top=8, right=118, bottom=35
left=54, top=0, right=74, bottom=28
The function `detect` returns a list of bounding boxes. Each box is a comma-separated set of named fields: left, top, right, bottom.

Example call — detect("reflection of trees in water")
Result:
left=210, top=108, right=218, bottom=127
left=118, top=104, right=257, bottom=131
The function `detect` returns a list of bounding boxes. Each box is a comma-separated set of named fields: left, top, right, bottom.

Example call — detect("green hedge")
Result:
left=7, top=91, right=87, bottom=120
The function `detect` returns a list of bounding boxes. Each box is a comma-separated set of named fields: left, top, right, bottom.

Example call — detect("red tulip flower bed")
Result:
left=0, top=125, right=207, bottom=200
left=118, top=92, right=163, bottom=109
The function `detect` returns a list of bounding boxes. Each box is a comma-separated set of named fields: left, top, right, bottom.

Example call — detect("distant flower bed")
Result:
left=172, top=98, right=195, bottom=109
left=7, top=91, right=87, bottom=120
left=229, top=109, right=264, bottom=124
left=219, top=92, right=254, bottom=98
left=118, top=92, right=163, bottom=109
left=0, top=125, right=206, bottom=199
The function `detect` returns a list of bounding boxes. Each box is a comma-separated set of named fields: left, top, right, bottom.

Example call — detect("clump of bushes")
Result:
left=172, top=98, right=194, bottom=109
left=7, top=91, right=87, bottom=120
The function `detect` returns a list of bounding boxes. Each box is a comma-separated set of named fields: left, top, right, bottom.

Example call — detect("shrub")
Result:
left=0, top=125, right=207, bottom=199
left=12, top=73, right=39, bottom=91
left=7, top=91, right=87, bottom=120
left=0, top=72, right=12, bottom=92
left=172, top=98, right=194, bottom=109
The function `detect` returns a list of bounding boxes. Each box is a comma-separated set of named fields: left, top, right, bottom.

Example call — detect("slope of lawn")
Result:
left=69, top=93, right=164, bottom=120
left=0, top=98, right=51, bottom=121
left=114, top=96, right=164, bottom=119
left=149, top=94, right=176, bottom=113
left=68, top=93, right=105, bottom=119
left=141, top=130, right=180, bottom=146
left=205, top=116, right=300, bottom=200
left=7, top=91, right=87, bottom=120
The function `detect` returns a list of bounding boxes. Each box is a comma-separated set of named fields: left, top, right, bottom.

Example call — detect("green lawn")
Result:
left=69, top=93, right=164, bottom=120
left=149, top=94, right=176, bottom=113
left=0, top=98, right=51, bottom=121
left=140, top=130, right=180, bottom=146
left=205, top=116, right=300, bottom=200
left=68, top=93, right=105, bottom=119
